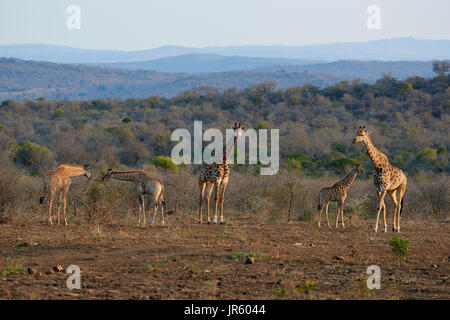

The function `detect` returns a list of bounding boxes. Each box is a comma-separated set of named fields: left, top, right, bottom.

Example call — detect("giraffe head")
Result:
left=232, top=122, right=244, bottom=143
left=354, top=163, right=364, bottom=174
left=352, top=126, right=372, bottom=144
left=84, top=164, right=92, bottom=180
left=102, top=168, right=114, bottom=182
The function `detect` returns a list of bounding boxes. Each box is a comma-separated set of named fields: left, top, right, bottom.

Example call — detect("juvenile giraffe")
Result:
left=317, top=164, right=363, bottom=229
left=40, top=164, right=91, bottom=225
left=198, top=122, right=243, bottom=224
left=353, top=127, right=407, bottom=233
left=103, top=169, right=165, bottom=227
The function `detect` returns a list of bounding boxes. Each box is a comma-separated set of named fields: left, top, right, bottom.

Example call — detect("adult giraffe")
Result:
left=353, top=127, right=407, bottom=232
left=40, top=164, right=91, bottom=225
left=198, top=122, right=243, bottom=224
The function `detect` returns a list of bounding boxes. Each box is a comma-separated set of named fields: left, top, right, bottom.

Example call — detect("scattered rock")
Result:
left=47, top=269, right=55, bottom=275
left=107, top=289, right=120, bottom=295
left=53, top=265, right=64, bottom=273
left=0, top=217, right=11, bottom=224
left=64, top=292, right=80, bottom=297
left=245, top=257, right=255, bottom=264
left=268, top=271, right=275, bottom=277
left=432, top=264, right=438, bottom=268
left=38, top=272, right=44, bottom=277
left=334, top=255, right=345, bottom=261
left=27, top=267, right=37, bottom=275
left=26, top=242, right=39, bottom=247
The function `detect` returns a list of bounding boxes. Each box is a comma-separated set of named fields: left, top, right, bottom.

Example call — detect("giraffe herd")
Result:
left=39, top=125, right=407, bottom=233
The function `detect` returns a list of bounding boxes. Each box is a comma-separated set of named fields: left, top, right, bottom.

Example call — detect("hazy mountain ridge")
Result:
left=92, top=54, right=323, bottom=73
left=1, top=38, right=449, bottom=63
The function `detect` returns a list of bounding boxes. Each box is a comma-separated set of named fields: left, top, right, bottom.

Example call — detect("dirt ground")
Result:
left=0, top=213, right=448, bottom=300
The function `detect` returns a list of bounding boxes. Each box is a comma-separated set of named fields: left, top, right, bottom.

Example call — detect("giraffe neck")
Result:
left=223, top=135, right=237, bottom=164
left=363, top=136, right=388, bottom=170
left=338, top=170, right=358, bottom=189
left=57, top=164, right=85, bottom=177
left=212, top=134, right=236, bottom=164
left=109, top=171, right=139, bottom=182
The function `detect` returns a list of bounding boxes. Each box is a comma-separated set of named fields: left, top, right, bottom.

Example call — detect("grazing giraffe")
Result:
left=102, top=169, right=165, bottom=227
left=317, top=164, right=363, bottom=229
left=40, top=164, right=91, bottom=225
left=353, top=126, right=407, bottom=233
left=198, top=122, right=243, bottom=224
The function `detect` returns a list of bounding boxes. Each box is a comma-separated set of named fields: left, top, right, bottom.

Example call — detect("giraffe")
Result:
left=317, top=164, right=363, bottom=229
left=102, top=169, right=165, bottom=227
left=198, top=122, right=243, bottom=224
left=353, top=126, right=407, bottom=233
left=40, top=164, right=91, bottom=226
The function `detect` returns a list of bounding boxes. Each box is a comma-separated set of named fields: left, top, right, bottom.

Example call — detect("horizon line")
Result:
left=1, top=36, right=450, bottom=53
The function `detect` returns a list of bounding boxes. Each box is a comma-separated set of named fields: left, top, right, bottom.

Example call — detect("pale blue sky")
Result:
left=0, top=0, right=449, bottom=50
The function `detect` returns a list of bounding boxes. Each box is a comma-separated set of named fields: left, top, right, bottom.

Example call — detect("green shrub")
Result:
left=151, top=155, right=179, bottom=173
left=389, top=237, right=411, bottom=260
left=52, top=108, right=65, bottom=119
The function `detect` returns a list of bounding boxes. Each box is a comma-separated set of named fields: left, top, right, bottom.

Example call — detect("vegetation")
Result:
left=389, top=237, right=411, bottom=260
left=0, top=73, right=448, bottom=222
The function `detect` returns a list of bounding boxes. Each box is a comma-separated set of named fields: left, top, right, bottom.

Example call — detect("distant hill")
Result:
left=93, top=54, right=322, bottom=73
left=0, top=57, right=344, bottom=101
left=261, top=60, right=435, bottom=82
left=1, top=38, right=449, bottom=63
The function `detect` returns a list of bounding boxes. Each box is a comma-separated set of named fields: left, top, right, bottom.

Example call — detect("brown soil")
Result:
left=0, top=215, right=448, bottom=300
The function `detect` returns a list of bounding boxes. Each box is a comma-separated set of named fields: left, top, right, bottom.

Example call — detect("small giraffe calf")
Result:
left=317, top=164, right=363, bottom=229
left=102, top=169, right=165, bottom=227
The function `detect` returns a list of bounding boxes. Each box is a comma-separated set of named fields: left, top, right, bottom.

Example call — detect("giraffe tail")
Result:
left=400, top=193, right=405, bottom=216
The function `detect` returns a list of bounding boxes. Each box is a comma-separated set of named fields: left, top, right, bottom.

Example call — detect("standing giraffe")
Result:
left=198, top=122, right=243, bottom=224
left=102, top=169, right=165, bottom=227
left=40, top=164, right=91, bottom=225
left=353, top=127, right=407, bottom=232
left=317, top=164, right=363, bottom=229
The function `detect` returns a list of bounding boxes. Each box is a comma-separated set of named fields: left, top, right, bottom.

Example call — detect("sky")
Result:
left=0, top=0, right=449, bottom=51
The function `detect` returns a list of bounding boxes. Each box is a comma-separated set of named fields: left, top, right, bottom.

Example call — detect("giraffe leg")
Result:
left=219, top=180, right=228, bottom=224
left=382, top=199, right=387, bottom=233
left=48, top=195, right=54, bottom=226
left=388, top=190, right=398, bottom=232
left=317, top=206, right=324, bottom=228
left=396, top=182, right=407, bottom=233
left=63, top=186, right=70, bottom=226
left=141, top=195, right=147, bottom=227
left=325, top=202, right=331, bottom=228
left=56, top=192, right=63, bottom=225
left=205, top=183, right=214, bottom=224
left=213, top=182, right=220, bottom=224
left=151, top=198, right=158, bottom=227
left=335, top=202, right=340, bottom=229
left=137, top=196, right=143, bottom=227
left=160, top=198, right=165, bottom=227
left=198, top=182, right=206, bottom=224
left=340, top=200, right=346, bottom=229
left=373, top=190, right=387, bottom=233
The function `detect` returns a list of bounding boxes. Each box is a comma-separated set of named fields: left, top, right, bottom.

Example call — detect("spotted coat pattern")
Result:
left=317, top=164, right=362, bottom=229
left=353, top=127, right=407, bottom=232
left=103, top=169, right=165, bottom=227
left=40, top=164, right=91, bottom=225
